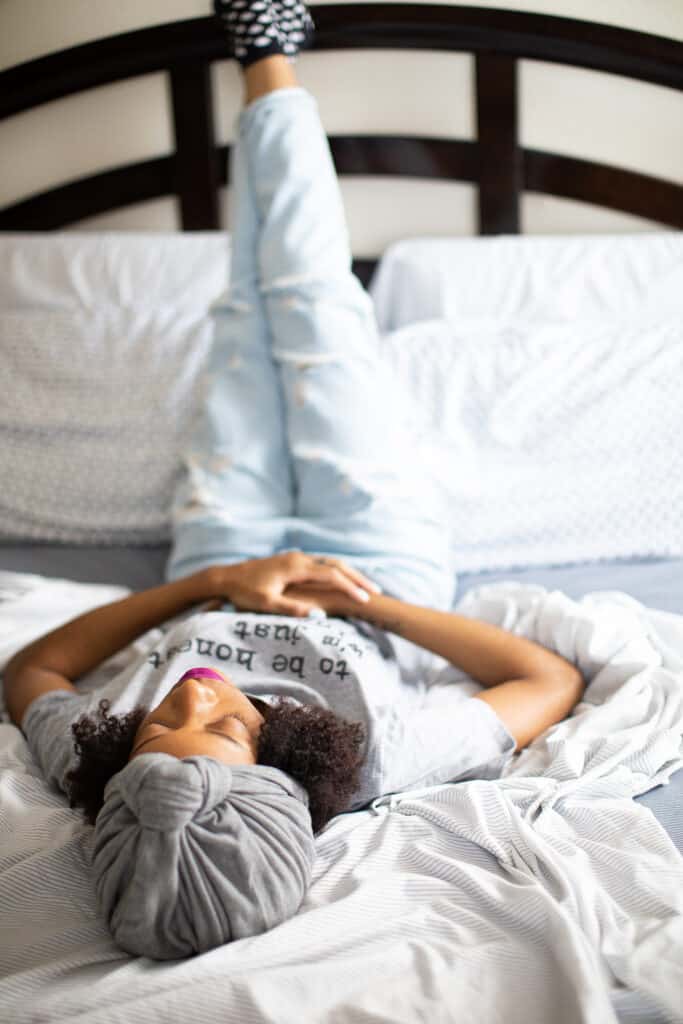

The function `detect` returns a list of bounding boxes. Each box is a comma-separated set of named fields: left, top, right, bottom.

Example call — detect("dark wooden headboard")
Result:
left=1, top=3, right=681, bottom=287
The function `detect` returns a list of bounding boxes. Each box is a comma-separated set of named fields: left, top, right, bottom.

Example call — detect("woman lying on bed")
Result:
left=3, top=2, right=584, bottom=963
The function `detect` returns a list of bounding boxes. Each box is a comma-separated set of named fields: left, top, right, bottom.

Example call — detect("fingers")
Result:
left=293, top=563, right=368, bottom=603
left=283, top=551, right=381, bottom=596
left=338, top=562, right=383, bottom=595
left=303, top=555, right=382, bottom=598
left=224, top=552, right=382, bottom=615
left=315, top=566, right=371, bottom=603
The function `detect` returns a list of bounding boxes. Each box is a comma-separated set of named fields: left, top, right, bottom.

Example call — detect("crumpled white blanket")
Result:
left=0, top=574, right=682, bottom=1024
left=381, top=582, right=683, bottom=1023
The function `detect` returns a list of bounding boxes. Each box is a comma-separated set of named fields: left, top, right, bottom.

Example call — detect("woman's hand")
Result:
left=203, top=552, right=381, bottom=617
left=280, top=581, right=374, bottom=619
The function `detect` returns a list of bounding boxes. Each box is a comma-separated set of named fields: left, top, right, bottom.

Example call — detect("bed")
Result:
left=1, top=5, right=682, bottom=1023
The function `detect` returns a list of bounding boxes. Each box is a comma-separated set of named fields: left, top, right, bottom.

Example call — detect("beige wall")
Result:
left=1, top=0, right=681, bottom=255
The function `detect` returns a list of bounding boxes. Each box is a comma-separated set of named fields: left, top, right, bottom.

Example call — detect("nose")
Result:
left=170, top=676, right=219, bottom=716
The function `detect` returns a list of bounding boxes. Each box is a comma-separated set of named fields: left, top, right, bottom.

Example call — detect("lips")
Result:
left=177, top=667, right=227, bottom=684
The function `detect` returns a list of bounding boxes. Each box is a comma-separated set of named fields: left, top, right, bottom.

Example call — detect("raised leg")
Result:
left=239, top=63, right=456, bottom=609
left=165, top=63, right=300, bottom=582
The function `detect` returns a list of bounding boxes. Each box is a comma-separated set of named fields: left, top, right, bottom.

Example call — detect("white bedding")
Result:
left=3, top=231, right=682, bottom=576
left=1, top=573, right=682, bottom=1024
left=381, top=314, right=683, bottom=572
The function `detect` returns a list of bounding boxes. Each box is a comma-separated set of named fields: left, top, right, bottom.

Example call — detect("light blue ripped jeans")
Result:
left=166, top=86, right=455, bottom=611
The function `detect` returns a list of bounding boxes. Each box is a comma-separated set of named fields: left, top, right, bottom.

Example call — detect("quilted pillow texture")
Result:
left=380, top=316, right=682, bottom=572
left=370, top=233, right=683, bottom=571
left=0, top=233, right=229, bottom=543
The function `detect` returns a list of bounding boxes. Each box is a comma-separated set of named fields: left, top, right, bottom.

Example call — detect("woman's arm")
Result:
left=359, top=592, right=585, bottom=750
left=285, top=586, right=576, bottom=684
left=3, top=571, right=211, bottom=727
left=283, top=584, right=585, bottom=750
left=354, top=593, right=578, bottom=687
left=5, top=572, right=211, bottom=684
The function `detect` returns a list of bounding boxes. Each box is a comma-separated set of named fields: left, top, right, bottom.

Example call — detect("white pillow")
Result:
left=368, top=233, right=683, bottom=332
left=381, top=313, right=683, bottom=572
left=0, top=233, right=230, bottom=543
left=369, top=233, right=683, bottom=571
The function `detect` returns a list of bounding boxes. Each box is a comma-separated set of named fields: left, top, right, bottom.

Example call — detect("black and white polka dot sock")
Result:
left=214, top=0, right=315, bottom=69
left=275, top=0, right=315, bottom=56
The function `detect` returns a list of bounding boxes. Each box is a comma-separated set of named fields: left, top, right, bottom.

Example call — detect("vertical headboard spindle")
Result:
left=169, top=60, right=220, bottom=230
left=475, top=54, right=521, bottom=234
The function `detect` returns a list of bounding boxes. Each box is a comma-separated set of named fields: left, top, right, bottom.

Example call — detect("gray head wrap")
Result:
left=92, top=753, right=315, bottom=960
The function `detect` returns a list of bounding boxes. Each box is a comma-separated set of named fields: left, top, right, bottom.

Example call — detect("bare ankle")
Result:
left=243, top=55, right=299, bottom=106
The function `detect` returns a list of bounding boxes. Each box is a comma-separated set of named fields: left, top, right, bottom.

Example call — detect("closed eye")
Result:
left=133, top=731, right=246, bottom=754
left=146, top=712, right=249, bottom=731
left=214, top=713, right=250, bottom=730
left=132, top=713, right=251, bottom=754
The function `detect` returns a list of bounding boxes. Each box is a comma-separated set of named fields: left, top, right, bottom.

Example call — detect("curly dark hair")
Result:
left=65, top=700, right=147, bottom=829
left=65, top=696, right=366, bottom=834
left=256, top=696, right=366, bottom=832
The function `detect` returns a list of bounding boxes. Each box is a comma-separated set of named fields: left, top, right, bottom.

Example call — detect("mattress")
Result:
left=1, top=544, right=681, bottom=1024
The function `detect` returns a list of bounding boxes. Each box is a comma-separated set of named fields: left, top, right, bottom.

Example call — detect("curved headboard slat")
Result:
left=3, top=138, right=678, bottom=228
left=2, top=5, right=681, bottom=120
left=524, top=152, right=683, bottom=232
left=1, top=2, right=681, bottom=281
left=0, top=158, right=176, bottom=232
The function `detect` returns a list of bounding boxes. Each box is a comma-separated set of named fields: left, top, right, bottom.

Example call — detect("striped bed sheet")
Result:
left=0, top=546, right=682, bottom=1024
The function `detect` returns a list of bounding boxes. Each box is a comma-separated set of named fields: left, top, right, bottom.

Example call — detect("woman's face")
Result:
left=129, top=667, right=267, bottom=766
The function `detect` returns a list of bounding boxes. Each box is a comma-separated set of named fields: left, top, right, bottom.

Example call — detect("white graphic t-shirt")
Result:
left=21, top=606, right=516, bottom=811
